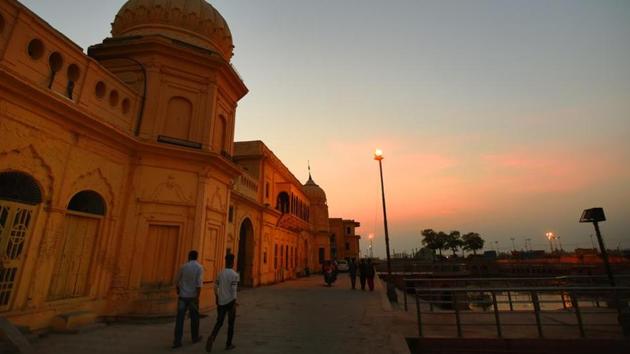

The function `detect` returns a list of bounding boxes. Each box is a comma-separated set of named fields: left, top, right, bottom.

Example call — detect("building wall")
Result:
left=0, top=0, right=361, bottom=332
left=0, top=0, right=244, bottom=330
left=230, top=141, right=315, bottom=286
left=329, top=218, right=361, bottom=260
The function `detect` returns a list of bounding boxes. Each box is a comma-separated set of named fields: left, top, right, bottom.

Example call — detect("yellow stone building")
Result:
left=329, top=218, right=361, bottom=261
left=0, top=0, right=359, bottom=332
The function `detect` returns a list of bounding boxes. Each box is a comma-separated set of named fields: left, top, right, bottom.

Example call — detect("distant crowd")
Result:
left=322, top=258, right=376, bottom=291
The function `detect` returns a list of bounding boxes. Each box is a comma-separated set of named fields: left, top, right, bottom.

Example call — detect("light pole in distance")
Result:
left=374, top=148, right=397, bottom=302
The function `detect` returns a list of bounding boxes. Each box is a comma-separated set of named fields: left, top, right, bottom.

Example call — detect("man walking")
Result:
left=173, top=250, right=204, bottom=349
left=206, top=253, right=239, bottom=352
left=358, top=258, right=367, bottom=290
left=348, top=258, right=358, bottom=290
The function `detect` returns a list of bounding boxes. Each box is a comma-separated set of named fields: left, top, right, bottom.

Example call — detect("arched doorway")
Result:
left=237, top=218, right=254, bottom=287
left=0, top=171, right=43, bottom=311
left=49, top=190, right=106, bottom=300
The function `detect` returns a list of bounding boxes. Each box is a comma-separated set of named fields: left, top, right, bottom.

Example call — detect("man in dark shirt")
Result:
left=348, top=258, right=358, bottom=290
left=358, top=258, right=367, bottom=291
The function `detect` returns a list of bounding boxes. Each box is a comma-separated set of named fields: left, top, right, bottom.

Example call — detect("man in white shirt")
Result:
left=172, top=250, right=204, bottom=349
left=206, top=253, right=239, bottom=352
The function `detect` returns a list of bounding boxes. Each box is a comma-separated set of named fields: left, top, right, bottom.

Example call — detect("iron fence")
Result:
left=407, top=285, right=630, bottom=339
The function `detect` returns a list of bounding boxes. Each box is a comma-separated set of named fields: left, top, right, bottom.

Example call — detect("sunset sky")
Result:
left=22, top=0, right=630, bottom=256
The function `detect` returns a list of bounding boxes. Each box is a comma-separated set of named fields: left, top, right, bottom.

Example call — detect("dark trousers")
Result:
left=359, top=275, right=366, bottom=290
left=174, top=297, right=200, bottom=345
left=367, top=277, right=375, bottom=291
left=210, top=300, right=236, bottom=346
left=350, top=273, right=357, bottom=289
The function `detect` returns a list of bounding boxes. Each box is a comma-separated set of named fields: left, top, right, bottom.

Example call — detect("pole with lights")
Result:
left=374, top=149, right=397, bottom=302
left=546, top=232, right=555, bottom=254
left=368, top=233, right=374, bottom=259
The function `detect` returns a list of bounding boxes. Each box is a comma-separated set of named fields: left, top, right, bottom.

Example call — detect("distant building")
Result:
left=328, top=218, right=361, bottom=260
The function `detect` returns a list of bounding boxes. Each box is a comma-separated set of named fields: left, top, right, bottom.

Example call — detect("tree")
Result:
left=435, top=231, right=448, bottom=256
left=445, top=230, right=463, bottom=256
left=462, top=232, right=485, bottom=255
left=421, top=228, right=446, bottom=256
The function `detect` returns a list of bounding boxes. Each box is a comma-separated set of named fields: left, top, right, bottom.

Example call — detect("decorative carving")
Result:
left=148, top=175, right=193, bottom=203
left=208, top=186, right=225, bottom=211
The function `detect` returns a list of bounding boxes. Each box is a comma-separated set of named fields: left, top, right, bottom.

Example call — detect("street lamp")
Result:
left=545, top=232, right=555, bottom=254
left=374, top=148, right=397, bottom=302
left=368, top=233, right=374, bottom=259
left=580, top=208, right=614, bottom=287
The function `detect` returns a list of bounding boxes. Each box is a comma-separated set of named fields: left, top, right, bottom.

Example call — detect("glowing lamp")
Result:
left=374, top=149, right=384, bottom=161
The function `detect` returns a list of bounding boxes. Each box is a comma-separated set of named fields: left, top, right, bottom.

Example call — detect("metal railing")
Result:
left=401, top=275, right=630, bottom=311
left=408, top=286, right=630, bottom=339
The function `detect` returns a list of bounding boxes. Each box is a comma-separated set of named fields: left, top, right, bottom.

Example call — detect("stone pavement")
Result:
left=31, top=275, right=410, bottom=354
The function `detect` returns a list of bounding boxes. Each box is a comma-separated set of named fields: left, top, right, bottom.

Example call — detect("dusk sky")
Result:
left=22, top=0, right=630, bottom=256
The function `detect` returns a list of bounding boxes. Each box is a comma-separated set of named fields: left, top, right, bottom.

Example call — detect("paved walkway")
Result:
left=32, top=275, right=410, bottom=354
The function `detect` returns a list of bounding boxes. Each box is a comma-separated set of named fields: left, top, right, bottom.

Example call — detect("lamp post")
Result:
left=546, top=232, right=555, bottom=254
left=368, top=233, right=374, bottom=259
left=374, top=148, right=397, bottom=302
left=580, top=208, right=614, bottom=287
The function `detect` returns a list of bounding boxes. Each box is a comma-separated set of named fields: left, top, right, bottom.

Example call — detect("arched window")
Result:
left=276, top=192, right=289, bottom=214
left=0, top=172, right=42, bottom=310
left=49, top=190, right=105, bottom=300
left=0, top=171, right=42, bottom=205
left=214, top=115, right=227, bottom=153
left=67, top=190, right=106, bottom=215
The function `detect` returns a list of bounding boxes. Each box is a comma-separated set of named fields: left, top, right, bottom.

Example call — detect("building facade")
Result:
left=329, top=218, right=361, bottom=261
left=0, top=0, right=359, bottom=332
left=227, top=141, right=315, bottom=287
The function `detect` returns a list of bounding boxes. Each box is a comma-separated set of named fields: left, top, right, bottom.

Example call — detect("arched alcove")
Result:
left=67, top=190, right=106, bottom=215
left=237, top=218, right=254, bottom=287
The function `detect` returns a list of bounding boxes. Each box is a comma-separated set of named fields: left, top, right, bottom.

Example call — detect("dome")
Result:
left=111, top=0, right=234, bottom=60
left=303, top=174, right=327, bottom=204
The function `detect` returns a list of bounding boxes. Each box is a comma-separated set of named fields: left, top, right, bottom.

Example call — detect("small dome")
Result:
left=303, top=174, right=327, bottom=204
left=111, top=0, right=234, bottom=60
